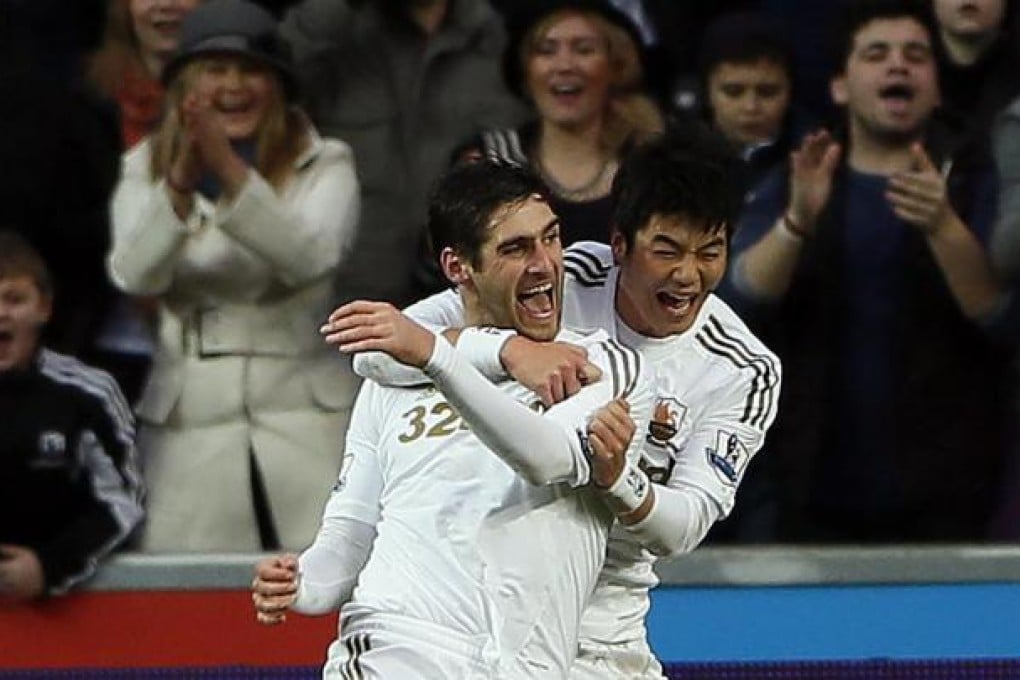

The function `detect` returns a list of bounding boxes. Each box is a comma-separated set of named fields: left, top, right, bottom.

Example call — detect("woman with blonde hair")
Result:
left=109, top=0, right=361, bottom=552
left=461, top=0, right=663, bottom=246
left=90, top=0, right=203, bottom=149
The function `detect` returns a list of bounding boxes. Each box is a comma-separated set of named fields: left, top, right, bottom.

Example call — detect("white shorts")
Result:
left=323, top=611, right=499, bottom=680
left=569, top=637, right=665, bottom=680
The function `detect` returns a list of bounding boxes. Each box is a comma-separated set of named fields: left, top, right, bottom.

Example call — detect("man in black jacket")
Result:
left=0, top=231, right=143, bottom=602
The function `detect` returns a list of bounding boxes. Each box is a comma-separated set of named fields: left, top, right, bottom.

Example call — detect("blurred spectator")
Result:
left=108, top=0, right=361, bottom=552
left=605, top=0, right=692, bottom=107
left=251, top=0, right=301, bottom=17
left=0, top=231, right=143, bottom=604
left=90, top=0, right=204, bottom=149
left=455, top=0, right=662, bottom=251
left=697, top=11, right=813, bottom=191
left=723, top=0, right=1016, bottom=542
left=992, top=98, right=1020, bottom=282
left=0, top=0, right=121, bottom=359
left=933, top=0, right=1020, bottom=149
left=989, top=95, right=1020, bottom=540
left=495, top=0, right=758, bottom=114
left=90, top=0, right=206, bottom=405
left=759, top=0, right=850, bottom=124
left=281, top=0, right=528, bottom=307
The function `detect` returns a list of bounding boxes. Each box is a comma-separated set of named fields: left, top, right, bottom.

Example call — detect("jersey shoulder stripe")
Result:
left=340, top=632, right=371, bottom=680
left=565, top=254, right=611, bottom=289
left=695, top=315, right=780, bottom=430
left=39, top=349, right=136, bottom=445
left=595, top=338, right=642, bottom=399
left=481, top=128, right=528, bottom=166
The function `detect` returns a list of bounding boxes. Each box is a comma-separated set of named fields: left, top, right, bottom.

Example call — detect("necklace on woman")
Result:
left=534, top=153, right=614, bottom=202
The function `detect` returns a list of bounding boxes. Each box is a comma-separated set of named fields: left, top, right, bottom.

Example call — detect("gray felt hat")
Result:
left=161, top=0, right=297, bottom=99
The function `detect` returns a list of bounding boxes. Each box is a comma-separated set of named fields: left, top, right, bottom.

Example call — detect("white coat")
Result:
left=109, top=129, right=361, bottom=551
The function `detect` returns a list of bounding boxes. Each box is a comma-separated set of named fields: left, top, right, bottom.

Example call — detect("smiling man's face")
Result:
left=831, top=17, right=940, bottom=145
left=465, top=196, right=565, bottom=342
left=612, top=214, right=728, bottom=338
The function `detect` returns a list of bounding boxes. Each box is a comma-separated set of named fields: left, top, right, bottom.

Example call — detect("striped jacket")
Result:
left=0, top=349, right=143, bottom=595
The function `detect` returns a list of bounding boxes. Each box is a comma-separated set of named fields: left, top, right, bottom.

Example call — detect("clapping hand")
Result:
left=787, top=130, right=842, bottom=233
left=886, top=143, right=953, bottom=235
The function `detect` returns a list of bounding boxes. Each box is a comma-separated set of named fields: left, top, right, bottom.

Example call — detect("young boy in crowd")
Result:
left=0, top=231, right=143, bottom=603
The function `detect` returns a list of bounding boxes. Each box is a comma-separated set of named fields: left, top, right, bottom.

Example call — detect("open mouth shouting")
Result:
left=656, top=290, right=698, bottom=319
left=152, top=18, right=183, bottom=37
left=543, top=78, right=594, bottom=116
left=517, top=281, right=557, bottom=321
left=878, top=83, right=917, bottom=116
left=0, top=327, right=21, bottom=369
left=550, top=80, right=584, bottom=98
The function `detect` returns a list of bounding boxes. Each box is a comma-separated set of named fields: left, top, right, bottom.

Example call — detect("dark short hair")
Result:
left=0, top=230, right=53, bottom=297
left=699, top=12, right=794, bottom=80
left=611, top=125, right=744, bottom=248
left=428, top=161, right=550, bottom=268
left=831, top=0, right=937, bottom=76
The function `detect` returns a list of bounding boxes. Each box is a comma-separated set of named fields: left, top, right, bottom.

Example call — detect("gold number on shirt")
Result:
left=430, top=402, right=460, bottom=437
left=398, top=401, right=465, bottom=442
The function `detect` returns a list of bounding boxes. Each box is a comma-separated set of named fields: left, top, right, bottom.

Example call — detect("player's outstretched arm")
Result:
left=253, top=389, right=386, bottom=624
left=323, top=298, right=599, bottom=404
left=252, top=519, right=378, bottom=625
left=426, top=333, right=647, bottom=487
left=323, top=292, right=464, bottom=387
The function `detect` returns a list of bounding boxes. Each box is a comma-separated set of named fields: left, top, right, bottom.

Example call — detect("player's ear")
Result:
left=439, top=247, right=472, bottom=286
left=610, top=230, right=627, bottom=265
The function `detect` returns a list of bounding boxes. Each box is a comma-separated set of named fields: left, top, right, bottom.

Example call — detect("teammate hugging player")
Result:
left=344, top=127, right=782, bottom=678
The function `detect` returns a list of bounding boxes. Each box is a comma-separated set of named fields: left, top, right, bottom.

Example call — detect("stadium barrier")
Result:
left=2, top=546, right=1019, bottom=678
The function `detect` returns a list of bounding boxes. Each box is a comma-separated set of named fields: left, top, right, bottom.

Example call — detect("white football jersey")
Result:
left=327, top=328, right=653, bottom=677
left=563, top=241, right=781, bottom=644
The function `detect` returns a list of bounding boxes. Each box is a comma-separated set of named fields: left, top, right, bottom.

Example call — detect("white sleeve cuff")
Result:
left=455, top=327, right=516, bottom=381
left=601, top=460, right=652, bottom=515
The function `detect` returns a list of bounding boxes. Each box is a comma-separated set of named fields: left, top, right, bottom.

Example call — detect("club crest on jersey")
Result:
left=31, top=431, right=67, bottom=468
left=706, top=431, right=749, bottom=485
left=646, top=398, right=687, bottom=448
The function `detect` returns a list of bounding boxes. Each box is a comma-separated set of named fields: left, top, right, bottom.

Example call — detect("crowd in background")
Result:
left=3, top=0, right=1020, bottom=600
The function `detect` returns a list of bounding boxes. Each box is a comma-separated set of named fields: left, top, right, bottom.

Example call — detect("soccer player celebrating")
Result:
left=339, top=127, right=782, bottom=677
left=253, top=161, right=654, bottom=678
